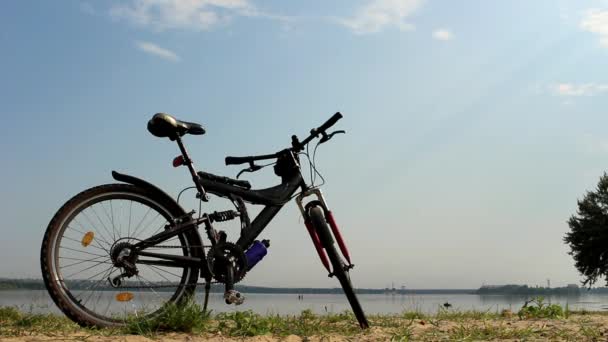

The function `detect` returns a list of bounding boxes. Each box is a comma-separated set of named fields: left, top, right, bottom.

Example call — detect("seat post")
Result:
left=174, top=135, right=209, bottom=201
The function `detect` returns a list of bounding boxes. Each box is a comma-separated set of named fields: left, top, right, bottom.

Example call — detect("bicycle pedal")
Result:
left=224, top=290, right=245, bottom=305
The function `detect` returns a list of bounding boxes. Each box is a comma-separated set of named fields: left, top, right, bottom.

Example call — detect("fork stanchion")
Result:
left=305, top=220, right=331, bottom=273
left=325, top=211, right=352, bottom=265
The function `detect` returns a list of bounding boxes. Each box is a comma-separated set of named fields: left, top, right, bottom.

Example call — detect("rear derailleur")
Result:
left=108, top=240, right=139, bottom=288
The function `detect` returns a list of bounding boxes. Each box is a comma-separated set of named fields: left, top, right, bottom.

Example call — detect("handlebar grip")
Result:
left=317, top=112, right=343, bottom=132
left=225, top=156, right=252, bottom=165
left=225, top=152, right=280, bottom=165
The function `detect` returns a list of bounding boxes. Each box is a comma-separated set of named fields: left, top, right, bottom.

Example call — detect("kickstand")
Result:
left=203, top=280, right=211, bottom=313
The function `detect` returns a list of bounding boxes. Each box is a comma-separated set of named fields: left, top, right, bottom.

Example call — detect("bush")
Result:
left=517, top=297, right=564, bottom=319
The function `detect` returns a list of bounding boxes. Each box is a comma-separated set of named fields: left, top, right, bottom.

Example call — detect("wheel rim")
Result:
left=48, top=191, right=195, bottom=325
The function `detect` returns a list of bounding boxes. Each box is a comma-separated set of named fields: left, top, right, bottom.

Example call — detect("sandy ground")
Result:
left=2, top=314, right=608, bottom=341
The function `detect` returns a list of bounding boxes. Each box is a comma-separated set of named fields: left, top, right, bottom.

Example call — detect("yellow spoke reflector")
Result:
left=116, top=292, right=134, bottom=302
left=81, top=232, right=94, bottom=247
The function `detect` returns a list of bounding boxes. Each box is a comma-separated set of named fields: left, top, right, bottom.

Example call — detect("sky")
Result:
left=2, top=0, right=608, bottom=289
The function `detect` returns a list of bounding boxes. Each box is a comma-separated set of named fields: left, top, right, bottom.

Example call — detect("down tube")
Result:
left=236, top=204, right=284, bottom=249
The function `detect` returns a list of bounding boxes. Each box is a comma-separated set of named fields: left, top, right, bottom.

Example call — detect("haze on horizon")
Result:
left=2, top=0, right=608, bottom=290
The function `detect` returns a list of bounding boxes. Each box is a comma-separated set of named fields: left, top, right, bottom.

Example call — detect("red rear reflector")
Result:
left=173, top=156, right=185, bottom=167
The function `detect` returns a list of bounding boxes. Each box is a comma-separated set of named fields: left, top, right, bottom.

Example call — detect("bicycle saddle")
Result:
left=147, top=113, right=206, bottom=139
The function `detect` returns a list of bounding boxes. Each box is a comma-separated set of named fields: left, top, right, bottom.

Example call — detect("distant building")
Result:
left=567, top=284, right=579, bottom=288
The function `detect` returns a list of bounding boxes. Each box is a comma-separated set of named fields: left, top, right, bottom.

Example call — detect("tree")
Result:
left=565, top=172, right=608, bottom=286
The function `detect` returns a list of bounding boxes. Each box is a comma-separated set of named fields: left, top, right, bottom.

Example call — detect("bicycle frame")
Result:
left=117, top=134, right=328, bottom=281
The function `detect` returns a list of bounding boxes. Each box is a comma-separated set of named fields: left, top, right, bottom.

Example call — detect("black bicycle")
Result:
left=40, top=112, right=369, bottom=329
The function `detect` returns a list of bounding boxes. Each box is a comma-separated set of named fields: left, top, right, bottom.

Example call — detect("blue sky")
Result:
left=2, top=0, right=608, bottom=289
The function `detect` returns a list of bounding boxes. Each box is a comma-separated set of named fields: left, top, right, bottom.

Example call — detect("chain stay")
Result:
left=112, top=281, right=216, bottom=289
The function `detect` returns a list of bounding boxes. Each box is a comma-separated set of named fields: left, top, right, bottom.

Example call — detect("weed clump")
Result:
left=124, top=299, right=209, bottom=335
left=517, top=297, right=565, bottom=319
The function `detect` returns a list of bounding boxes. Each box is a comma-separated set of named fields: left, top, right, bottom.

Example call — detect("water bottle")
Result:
left=245, top=239, right=269, bottom=271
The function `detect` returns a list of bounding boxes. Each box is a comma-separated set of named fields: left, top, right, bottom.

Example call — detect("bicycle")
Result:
left=40, top=112, right=369, bottom=329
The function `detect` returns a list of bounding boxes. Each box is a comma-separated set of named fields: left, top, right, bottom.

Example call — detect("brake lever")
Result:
left=319, top=130, right=346, bottom=144
left=236, top=163, right=262, bottom=179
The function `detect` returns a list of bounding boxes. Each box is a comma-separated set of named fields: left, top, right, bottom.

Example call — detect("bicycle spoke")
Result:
left=151, top=220, right=170, bottom=236
left=89, top=205, right=116, bottom=243
left=134, top=212, right=162, bottom=240
left=110, top=200, right=116, bottom=239
left=69, top=222, right=112, bottom=251
left=127, top=201, right=133, bottom=241
left=76, top=265, right=113, bottom=300
left=60, top=255, right=107, bottom=263
left=80, top=267, right=115, bottom=306
left=61, top=235, right=109, bottom=253
left=60, top=246, right=107, bottom=258
left=137, top=274, right=162, bottom=299
left=63, top=260, right=113, bottom=279
left=81, top=210, right=114, bottom=248
left=143, top=265, right=173, bottom=283
left=147, top=264, right=184, bottom=279
left=62, top=258, right=114, bottom=272
left=116, top=200, right=124, bottom=240
left=129, top=205, right=152, bottom=239
left=61, top=256, right=112, bottom=269
left=99, top=201, right=117, bottom=241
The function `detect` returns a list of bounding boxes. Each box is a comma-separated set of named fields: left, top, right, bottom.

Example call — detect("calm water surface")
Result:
left=2, top=290, right=608, bottom=315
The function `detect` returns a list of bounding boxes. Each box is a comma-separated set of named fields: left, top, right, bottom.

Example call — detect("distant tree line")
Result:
left=0, top=279, right=46, bottom=290
left=475, top=285, right=582, bottom=296
left=0, top=278, right=476, bottom=294
left=0, top=278, right=379, bottom=294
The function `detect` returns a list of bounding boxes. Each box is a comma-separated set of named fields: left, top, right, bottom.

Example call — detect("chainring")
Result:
left=207, top=242, right=248, bottom=283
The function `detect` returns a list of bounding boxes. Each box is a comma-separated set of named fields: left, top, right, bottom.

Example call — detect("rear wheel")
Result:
left=40, top=184, right=201, bottom=327
left=308, top=206, right=369, bottom=329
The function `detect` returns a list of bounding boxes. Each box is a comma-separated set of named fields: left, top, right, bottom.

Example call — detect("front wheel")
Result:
left=308, top=206, right=369, bottom=329
left=40, top=183, right=201, bottom=327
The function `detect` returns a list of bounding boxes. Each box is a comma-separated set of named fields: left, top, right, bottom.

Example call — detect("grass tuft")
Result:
left=517, top=296, right=565, bottom=319
left=123, top=299, right=209, bottom=335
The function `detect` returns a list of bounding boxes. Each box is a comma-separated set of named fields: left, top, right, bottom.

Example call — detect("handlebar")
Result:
left=317, top=112, right=343, bottom=134
left=224, top=112, right=343, bottom=166
left=225, top=153, right=279, bottom=166
left=294, top=112, right=343, bottom=151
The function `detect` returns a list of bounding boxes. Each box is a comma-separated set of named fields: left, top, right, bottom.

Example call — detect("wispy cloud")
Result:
left=432, top=29, right=452, bottom=41
left=136, top=41, right=180, bottom=62
left=111, top=0, right=287, bottom=31
left=580, top=9, right=608, bottom=47
left=551, top=83, right=608, bottom=96
left=336, top=0, right=424, bottom=34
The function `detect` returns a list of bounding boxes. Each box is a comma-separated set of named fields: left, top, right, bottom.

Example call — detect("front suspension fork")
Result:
left=297, top=189, right=353, bottom=273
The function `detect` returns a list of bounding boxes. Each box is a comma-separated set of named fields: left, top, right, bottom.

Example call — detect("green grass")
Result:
left=123, top=299, right=210, bottom=335
left=517, top=296, right=565, bottom=319
left=0, top=306, right=81, bottom=337
left=2, top=304, right=608, bottom=340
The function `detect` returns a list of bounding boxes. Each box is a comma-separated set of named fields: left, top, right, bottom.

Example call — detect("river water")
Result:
left=2, top=290, right=608, bottom=315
